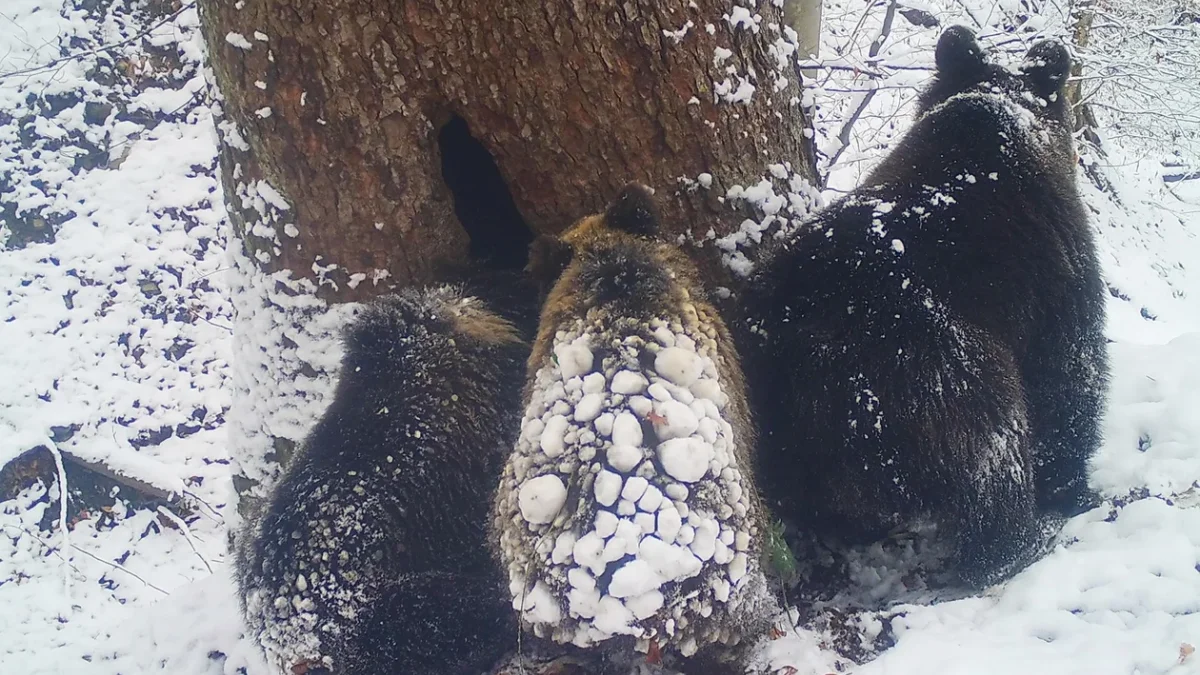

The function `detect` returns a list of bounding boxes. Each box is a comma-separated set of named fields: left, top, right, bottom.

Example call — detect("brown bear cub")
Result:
left=237, top=279, right=536, bottom=675
left=493, top=185, right=778, bottom=672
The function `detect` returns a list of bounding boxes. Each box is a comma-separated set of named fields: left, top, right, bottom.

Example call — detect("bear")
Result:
left=491, top=184, right=778, bottom=672
left=741, top=26, right=1108, bottom=588
left=236, top=277, right=536, bottom=675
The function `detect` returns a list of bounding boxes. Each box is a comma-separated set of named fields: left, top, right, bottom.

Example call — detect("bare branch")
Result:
left=827, top=0, right=900, bottom=171
left=46, top=442, right=72, bottom=612
left=0, top=1, right=197, bottom=81
left=156, top=506, right=216, bottom=573
left=0, top=523, right=170, bottom=596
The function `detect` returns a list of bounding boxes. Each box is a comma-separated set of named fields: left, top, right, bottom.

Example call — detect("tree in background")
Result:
left=1067, top=0, right=1200, bottom=170
left=787, top=0, right=824, bottom=59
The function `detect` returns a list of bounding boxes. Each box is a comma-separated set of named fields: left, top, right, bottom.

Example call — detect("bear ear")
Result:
left=526, top=234, right=574, bottom=290
left=1021, top=40, right=1071, bottom=98
left=604, top=183, right=661, bottom=238
left=935, top=25, right=986, bottom=81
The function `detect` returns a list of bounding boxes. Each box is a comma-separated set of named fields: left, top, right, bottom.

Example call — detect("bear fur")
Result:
left=492, top=185, right=777, bottom=670
left=236, top=278, right=536, bottom=675
left=743, top=27, right=1107, bottom=587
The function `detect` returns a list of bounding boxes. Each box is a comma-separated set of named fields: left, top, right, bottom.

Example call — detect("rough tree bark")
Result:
left=198, top=0, right=820, bottom=519
left=199, top=0, right=818, bottom=297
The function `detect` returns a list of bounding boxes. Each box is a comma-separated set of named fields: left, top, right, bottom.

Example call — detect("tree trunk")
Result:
left=1066, top=0, right=1098, bottom=137
left=198, top=0, right=819, bottom=518
left=785, top=0, right=823, bottom=60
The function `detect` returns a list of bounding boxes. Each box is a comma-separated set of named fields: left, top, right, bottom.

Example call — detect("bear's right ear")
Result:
left=1021, top=40, right=1072, bottom=98
left=604, top=183, right=661, bottom=238
left=935, top=25, right=986, bottom=81
left=526, top=234, right=574, bottom=290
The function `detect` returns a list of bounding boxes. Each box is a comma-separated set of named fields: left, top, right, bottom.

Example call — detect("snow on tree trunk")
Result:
left=197, top=0, right=820, bottom=519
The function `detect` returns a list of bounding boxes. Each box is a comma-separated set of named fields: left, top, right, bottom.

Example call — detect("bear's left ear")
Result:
left=1021, top=40, right=1071, bottom=98
left=526, top=234, right=574, bottom=291
left=604, top=183, right=661, bottom=238
left=935, top=25, right=986, bottom=81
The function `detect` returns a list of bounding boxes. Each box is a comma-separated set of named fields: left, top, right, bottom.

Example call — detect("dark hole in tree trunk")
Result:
left=438, top=115, right=533, bottom=270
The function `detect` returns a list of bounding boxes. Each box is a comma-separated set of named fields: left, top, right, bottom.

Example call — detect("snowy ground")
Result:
left=1, top=1, right=1198, bottom=674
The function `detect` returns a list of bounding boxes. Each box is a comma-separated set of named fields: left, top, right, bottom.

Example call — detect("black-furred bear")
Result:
left=492, top=185, right=777, bottom=672
left=743, top=26, right=1108, bottom=587
left=236, top=279, right=536, bottom=675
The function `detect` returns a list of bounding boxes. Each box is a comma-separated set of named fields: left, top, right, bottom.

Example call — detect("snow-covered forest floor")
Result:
left=1, top=0, right=1197, bottom=674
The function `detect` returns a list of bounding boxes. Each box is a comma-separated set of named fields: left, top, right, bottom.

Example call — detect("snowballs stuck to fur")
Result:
left=519, top=474, right=568, bottom=524
left=494, top=318, right=763, bottom=654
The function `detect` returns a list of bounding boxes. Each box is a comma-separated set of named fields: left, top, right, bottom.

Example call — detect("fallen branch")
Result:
left=60, top=452, right=178, bottom=503
left=1, top=446, right=184, bottom=520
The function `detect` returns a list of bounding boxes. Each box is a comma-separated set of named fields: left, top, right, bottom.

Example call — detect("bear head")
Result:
left=919, top=26, right=1073, bottom=122
left=916, top=27, right=1075, bottom=159
left=526, top=183, right=668, bottom=300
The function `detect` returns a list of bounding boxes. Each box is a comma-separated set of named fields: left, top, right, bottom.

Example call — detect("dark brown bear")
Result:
left=743, top=26, right=1107, bottom=587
